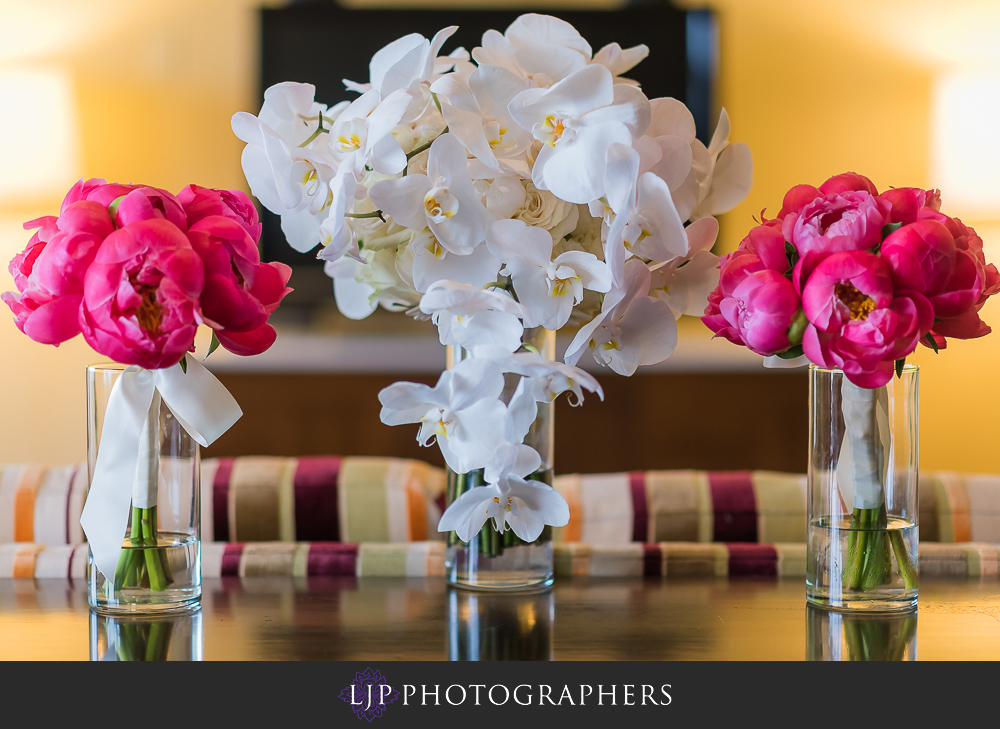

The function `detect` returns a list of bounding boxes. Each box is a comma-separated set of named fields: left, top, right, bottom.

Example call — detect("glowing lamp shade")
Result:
left=0, top=69, right=80, bottom=201
left=931, top=70, right=1000, bottom=219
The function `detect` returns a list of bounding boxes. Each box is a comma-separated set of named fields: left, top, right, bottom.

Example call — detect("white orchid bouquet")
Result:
left=232, top=13, right=752, bottom=552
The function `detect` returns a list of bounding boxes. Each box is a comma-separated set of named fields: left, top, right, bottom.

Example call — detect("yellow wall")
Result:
left=1, top=0, right=998, bottom=472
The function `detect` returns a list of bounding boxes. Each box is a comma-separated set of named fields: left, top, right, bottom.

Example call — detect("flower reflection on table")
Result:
left=448, top=588, right=554, bottom=661
left=89, top=605, right=203, bottom=661
left=806, top=605, right=917, bottom=661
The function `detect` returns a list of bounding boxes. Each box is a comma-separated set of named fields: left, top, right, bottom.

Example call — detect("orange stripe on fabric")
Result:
left=13, top=545, right=42, bottom=578
left=14, top=467, right=44, bottom=542
left=406, top=480, right=427, bottom=541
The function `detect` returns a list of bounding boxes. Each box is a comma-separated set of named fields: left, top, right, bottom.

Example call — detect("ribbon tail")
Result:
left=154, top=354, right=242, bottom=448
left=80, top=367, right=156, bottom=583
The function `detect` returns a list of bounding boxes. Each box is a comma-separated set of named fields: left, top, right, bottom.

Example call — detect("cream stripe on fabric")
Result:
left=201, top=541, right=227, bottom=578
left=385, top=459, right=412, bottom=543
left=774, top=543, right=807, bottom=577
left=66, top=465, right=87, bottom=545
left=339, top=458, right=391, bottom=543
left=0, top=543, right=20, bottom=577
left=240, top=542, right=298, bottom=577
left=589, top=543, right=645, bottom=577
left=552, top=475, right=582, bottom=544
left=693, top=471, right=714, bottom=543
left=964, top=475, right=1000, bottom=543
left=228, top=457, right=295, bottom=542
left=0, top=466, right=24, bottom=543
left=199, top=459, right=220, bottom=543
left=33, top=466, right=76, bottom=545
left=579, top=473, right=633, bottom=545
left=752, top=471, right=807, bottom=544
left=70, top=544, right=88, bottom=579
left=645, top=470, right=701, bottom=543
left=553, top=542, right=591, bottom=576
left=292, top=543, right=310, bottom=578
left=356, top=543, right=407, bottom=576
left=404, top=541, right=446, bottom=576
left=35, top=545, right=77, bottom=578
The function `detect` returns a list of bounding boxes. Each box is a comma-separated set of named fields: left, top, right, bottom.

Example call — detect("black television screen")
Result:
left=256, top=2, right=717, bottom=313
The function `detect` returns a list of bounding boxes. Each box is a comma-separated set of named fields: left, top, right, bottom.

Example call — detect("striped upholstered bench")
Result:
left=0, top=457, right=998, bottom=579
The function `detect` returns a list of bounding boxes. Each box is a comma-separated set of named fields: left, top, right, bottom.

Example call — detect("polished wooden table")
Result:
left=1, top=576, right=998, bottom=660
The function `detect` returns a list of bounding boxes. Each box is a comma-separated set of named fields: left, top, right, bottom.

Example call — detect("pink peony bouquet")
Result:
left=702, top=172, right=999, bottom=387
left=3, top=178, right=292, bottom=367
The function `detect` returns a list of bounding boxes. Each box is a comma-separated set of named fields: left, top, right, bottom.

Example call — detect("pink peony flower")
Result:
left=186, top=216, right=292, bottom=356
left=702, top=223, right=797, bottom=349
left=878, top=187, right=941, bottom=225
left=880, top=219, right=956, bottom=296
left=63, top=178, right=187, bottom=231
left=719, top=269, right=803, bottom=356
left=79, top=218, right=204, bottom=369
left=783, top=190, right=889, bottom=258
left=801, top=250, right=934, bottom=387
left=178, top=185, right=261, bottom=243
left=2, top=201, right=115, bottom=345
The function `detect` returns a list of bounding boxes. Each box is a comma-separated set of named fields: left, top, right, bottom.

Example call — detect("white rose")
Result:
left=553, top=205, right=604, bottom=260
left=514, top=180, right=578, bottom=240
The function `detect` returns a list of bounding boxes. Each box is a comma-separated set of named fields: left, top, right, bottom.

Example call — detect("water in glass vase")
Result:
left=807, top=516, right=918, bottom=612
left=89, top=532, right=201, bottom=614
left=445, top=467, right=554, bottom=591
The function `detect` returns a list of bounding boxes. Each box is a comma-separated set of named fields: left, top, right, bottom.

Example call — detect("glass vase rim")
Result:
left=807, top=363, right=919, bottom=375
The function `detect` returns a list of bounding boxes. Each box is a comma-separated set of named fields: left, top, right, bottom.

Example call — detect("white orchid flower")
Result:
left=369, top=133, right=493, bottom=255
left=410, top=233, right=502, bottom=293
left=647, top=217, right=721, bottom=319
left=325, top=256, right=376, bottom=320
left=472, top=14, right=592, bottom=88
left=590, top=42, right=650, bottom=85
left=379, top=357, right=507, bottom=474
left=327, top=88, right=413, bottom=176
left=316, top=169, right=361, bottom=264
left=437, top=443, right=569, bottom=542
left=685, top=108, right=753, bottom=221
left=564, top=258, right=678, bottom=376
left=419, top=280, right=527, bottom=354
left=507, top=64, right=651, bottom=204
left=603, top=143, right=688, bottom=283
left=486, top=218, right=611, bottom=330
left=429, top=65, right=532, bottom=174
left=232, top=83, right=346, bottom=252
left=344, top=26, right=459, bottom=98
left=502, top=351, right=603, bottom=405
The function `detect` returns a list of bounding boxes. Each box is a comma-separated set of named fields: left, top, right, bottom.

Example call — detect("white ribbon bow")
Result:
left=80, top=354, right=242, bottom=581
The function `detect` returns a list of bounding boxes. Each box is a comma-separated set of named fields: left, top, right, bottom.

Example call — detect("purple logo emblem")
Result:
left=339, top=667, right=400, bottom=721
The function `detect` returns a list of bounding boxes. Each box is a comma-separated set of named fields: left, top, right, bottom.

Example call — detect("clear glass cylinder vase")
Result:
left=806, top=604, right=917, bottom=660
left=89, top=605, right=204, bottom=661
left=87, top=364, right=202, bottom=614
left=444, top=327, right=555, bottom=591
left=806, top=364, right=919, bottom=612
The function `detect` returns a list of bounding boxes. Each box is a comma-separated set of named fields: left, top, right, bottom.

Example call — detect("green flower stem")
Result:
left=890, top=530, right=919, bottom=589
left=140, top=506, right=168, bottom=593
left=145, top=620, right=174, bottom=661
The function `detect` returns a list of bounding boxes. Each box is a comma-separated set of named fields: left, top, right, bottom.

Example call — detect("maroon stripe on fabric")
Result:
left=293, top=457, right=342, bottom=542
left=306, top=543, right=359, bottom=576
left=708, top=471, right=758, bottom=543
left=220, top=543, right=244, bottom=577
left=643, top=544, right=662, bottom=577
left=629, top=471, right=648, bottom=543
left=727, top=543, right=778, bottom=577
left=68, top=544, right=81, bottom=583
left=434, top=492, right=447, bottom=517
left=213, top=459, right=234, bottom=542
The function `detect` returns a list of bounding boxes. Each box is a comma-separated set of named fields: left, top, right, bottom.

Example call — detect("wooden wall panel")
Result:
left=205, top=371, right=809, bottom=475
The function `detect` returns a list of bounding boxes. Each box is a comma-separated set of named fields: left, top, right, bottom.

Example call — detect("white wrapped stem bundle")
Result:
left=837, top=379, right=891, bottom=510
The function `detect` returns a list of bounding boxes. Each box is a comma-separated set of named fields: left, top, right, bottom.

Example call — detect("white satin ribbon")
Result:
left=80, top=354, right=242, bottom=581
